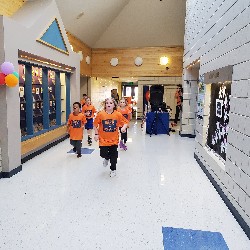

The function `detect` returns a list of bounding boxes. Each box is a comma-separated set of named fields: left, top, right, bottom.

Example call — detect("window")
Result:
left=18, top=62, right=71, bottom=140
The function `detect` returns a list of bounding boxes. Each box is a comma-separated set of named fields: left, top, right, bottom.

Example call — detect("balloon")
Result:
left=1, top=62, right=15, bottom=75
left=0, top=72, right=6, bottom=85
left=5, top=74, right=18, bottom=87
left=13, top=71, right=19, bottom=78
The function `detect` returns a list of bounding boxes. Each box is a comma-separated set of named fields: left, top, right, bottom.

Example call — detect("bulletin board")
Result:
left=205, top=66, right=233, bottom=161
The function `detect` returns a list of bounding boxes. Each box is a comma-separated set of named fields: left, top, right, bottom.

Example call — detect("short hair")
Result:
left=73, top=102, right=81, bottom=108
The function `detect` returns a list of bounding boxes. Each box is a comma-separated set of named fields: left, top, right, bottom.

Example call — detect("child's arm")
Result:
left=93, top=112, right=100, bottom=141
left=93, top=125, right=99, bottom=141
left=66, top=117, right=71, bottom=133
left=120, top=123, right=128, bottom=133
left=120, top=114, right=129, bottom=133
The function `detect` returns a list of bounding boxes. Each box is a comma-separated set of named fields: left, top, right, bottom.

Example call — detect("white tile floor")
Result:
left=0, top=121, right=250, bottom=250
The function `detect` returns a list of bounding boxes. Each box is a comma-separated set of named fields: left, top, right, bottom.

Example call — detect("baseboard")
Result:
left=194, top=153, right=250, bottom=239
left=21, top=135, right=68, bottom=164
left=0, top=165, right=22, bottom=179
left=179, top=132, right=196, bottom=138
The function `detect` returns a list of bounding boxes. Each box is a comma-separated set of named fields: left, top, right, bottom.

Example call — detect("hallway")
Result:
left=0, top=121, right=249, bottom=249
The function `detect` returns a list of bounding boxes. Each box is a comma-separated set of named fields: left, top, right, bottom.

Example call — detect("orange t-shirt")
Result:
left=80, top=99, right=86, bottom=107
left=93, top=110, right=129, bottom=146
left=82, top=104, right=96, bottom=119
left=67, top=112, right=86, bottom=140
left=117, top=107, right=131, bottom=121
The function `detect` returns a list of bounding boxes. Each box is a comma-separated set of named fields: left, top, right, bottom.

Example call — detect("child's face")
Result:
left=73, top=104, right=80, bottom=113
left=119, top=99, right=126, bottom=107
left=105, top=98, right=115, bottom=111
left=86, top=98, right=91, bottom=105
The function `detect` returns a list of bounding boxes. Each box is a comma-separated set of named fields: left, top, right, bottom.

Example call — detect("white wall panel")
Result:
left=185, top=0, right=250, bottom=228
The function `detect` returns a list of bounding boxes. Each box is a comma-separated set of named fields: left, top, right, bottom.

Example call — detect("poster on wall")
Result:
left=32, top=66, right=43, bottom=132
left=205, top=66, right=232, bottom=161
left=197, top=74, right=205, bottom=119
left=48, top=70, right=56, bottom=126
left=19, top=64, right=27, bottom=136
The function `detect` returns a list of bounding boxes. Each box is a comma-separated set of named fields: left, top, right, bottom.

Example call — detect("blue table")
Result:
left=146, top=112, right=169, bottom=135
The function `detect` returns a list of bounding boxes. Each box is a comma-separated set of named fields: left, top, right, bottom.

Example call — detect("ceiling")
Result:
left=53, top=0, right=186, bottom=48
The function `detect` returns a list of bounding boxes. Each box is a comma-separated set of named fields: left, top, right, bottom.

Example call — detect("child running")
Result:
left=117, top=98, right=132, bottom=150
left=67, top=102, right=87, bottom=158
left=93, top=97, right=129, bottom=177
left=80, top=93, right=88, bottom=108
left=81, top=97, right=96, bottom=146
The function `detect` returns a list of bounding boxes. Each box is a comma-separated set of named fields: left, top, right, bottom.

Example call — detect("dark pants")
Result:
left=174, top=105, right=182, bottom=124
left=119, top=128, right=128, bottom=143
left=70, top=139, right=82, bottom=154
left=100, top=145, right=118, bottom=171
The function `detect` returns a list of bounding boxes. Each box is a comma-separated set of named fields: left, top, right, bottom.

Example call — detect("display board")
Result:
left=48, top=70, right=56, bottom=127
left=18, top=62, right=70, bottom=139
left=32, top=66, right=43, bottom=132
left=197, top=74, right=205, bottom=120
left=19, top=64, right=27, bottom=136
left=205, top=66, right=232, bottom=161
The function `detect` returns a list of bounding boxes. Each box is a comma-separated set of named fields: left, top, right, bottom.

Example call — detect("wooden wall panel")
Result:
left=0, top=0, right=25, bottom=16
left=91, top=47, right=183, bottom=77
left=66, top=32, right=92, bottom=77
left=21, top=126, right=67, bottom=156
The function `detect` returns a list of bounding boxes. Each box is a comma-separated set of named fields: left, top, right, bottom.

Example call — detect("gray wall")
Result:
left=183, top=0, right=250, bottom=227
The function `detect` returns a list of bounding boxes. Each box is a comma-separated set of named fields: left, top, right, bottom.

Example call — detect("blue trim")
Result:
left=55, top=71, right=61, bottom=125
left=66, top=73, right=71, bottom=119
left=194, top=153, right=250, bottom=239
left=42, top=68, right=49, bottom=129
left=25, top=65, right=33, bottom=135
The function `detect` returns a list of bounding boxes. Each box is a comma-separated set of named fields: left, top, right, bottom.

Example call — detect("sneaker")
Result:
left=103, top=159, right=109, bottom=167
left=119, top=140, right=123, bottom=148
left=110, top=170, right=116, bottom=177
left=73, top=147, right=76, bottom=152
left=120, top=141, right=127, bottom=150
left=88, top=137, right=92, bottom=146
left=77, top=154, right=82, bottom=158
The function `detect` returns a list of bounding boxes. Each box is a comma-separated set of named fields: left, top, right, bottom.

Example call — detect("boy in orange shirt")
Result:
left=81, top=97, right=96, bottom=146
left=67, top=102, right=87, bottom=158
left=117, top=98, right=132, bottom=150
left=94, top=97, right=129, bottom=177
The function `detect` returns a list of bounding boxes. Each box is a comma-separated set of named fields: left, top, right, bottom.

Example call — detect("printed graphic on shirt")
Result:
left=71, top=120, right=81, bottom=128
left=85, top=110, right=93, bottom=117
left=102, top=119, right=117, bottom=132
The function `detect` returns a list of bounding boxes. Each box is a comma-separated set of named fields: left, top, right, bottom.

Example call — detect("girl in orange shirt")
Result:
left=93, top=97, right=129, bottom=177
left=67, top=102, right=87, bottom=158
left=81, top=97, right=96, bottom=146
left=117, top=98, right=132, bottom=150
